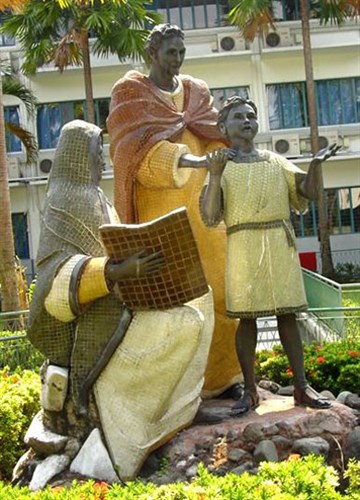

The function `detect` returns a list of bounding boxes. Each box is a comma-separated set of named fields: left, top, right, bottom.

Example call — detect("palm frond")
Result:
left=5, top=121, right=38, bottom=164
left=53, top=28, right=82, bottom=71
left=2, top=75, right=38, bottom=116
left=228, top=0, right=274, bottom=41
left=317, top=0, right=360, bottom=25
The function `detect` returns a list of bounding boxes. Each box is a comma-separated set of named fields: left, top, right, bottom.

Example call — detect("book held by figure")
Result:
left=100, top=207, right=208, bottom=310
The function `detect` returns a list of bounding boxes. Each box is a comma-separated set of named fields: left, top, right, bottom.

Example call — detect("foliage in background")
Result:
left=27, top=278, right=36, bottom=304
left=0, top=368, right=40, bottom=480
left=0, top=330, right=43, bottom=372
left=1, top=60, right=38, bottom=164
left=256, top=339, right=360, bottom=394
left=335, top=263, right=360, bottom=284
left=1, top=456, right=359, bottom=498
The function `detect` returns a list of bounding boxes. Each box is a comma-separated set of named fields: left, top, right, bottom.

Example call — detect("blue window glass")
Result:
left=37, top=100, right=111, bottom=150
left=267, top=83, right=307, bottom=130
left=210, top=86, right=249, bottom=111
left=3, top=106, right=22, bottom=152
left=154, top=0, right=229, bottom=30
left=11, top=213, right=30, bottom=259
left=268, top=78, right=359, bottom=130
left=0, top=13, right=15, bottom=46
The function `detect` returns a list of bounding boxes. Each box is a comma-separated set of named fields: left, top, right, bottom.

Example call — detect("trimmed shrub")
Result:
left=0, top=455, right=356, bottom=499
left=0, top=331, right=44, bottom=372
left=256, top=339, right=360, bottom=395
left=0, top=369, right=41, bottom=481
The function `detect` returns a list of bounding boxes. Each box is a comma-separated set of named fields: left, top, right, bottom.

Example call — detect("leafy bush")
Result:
left=0, top=369, right=41, bottom=481
left=334, top=263, right=360, bottom=284
left=256, top=340, right=360, bottom=395
left=343, top=298, right=360, bottom=342
left=0, top=330, right=44, bottom=372
left=0, top=456, right=357, bottom=499
left=27, top=279, right=36, bottom=305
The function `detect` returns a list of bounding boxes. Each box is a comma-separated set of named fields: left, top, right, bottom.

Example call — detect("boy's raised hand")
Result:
left=206, top=148, right=230, bottom=177
left=313, top=143, right=341, bottom=164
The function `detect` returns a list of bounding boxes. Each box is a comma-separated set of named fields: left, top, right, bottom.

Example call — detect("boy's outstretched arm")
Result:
left=296, top=143, right=341, bottom=200
left=200, top=149, right=228, bottom=226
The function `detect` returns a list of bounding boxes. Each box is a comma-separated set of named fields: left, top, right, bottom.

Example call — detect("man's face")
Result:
left=153, top=36, right=186, bottom=78
left=222, top=103, right=259, bottom=142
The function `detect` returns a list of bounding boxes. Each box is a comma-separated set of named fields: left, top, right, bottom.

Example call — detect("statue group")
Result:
left=19, top=24, right=338, bottom=488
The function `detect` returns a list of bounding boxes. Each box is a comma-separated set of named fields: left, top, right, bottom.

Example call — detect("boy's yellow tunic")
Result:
left=108, top=72, right=241, bottom=395
left=221, top=151, right=308, bottom=317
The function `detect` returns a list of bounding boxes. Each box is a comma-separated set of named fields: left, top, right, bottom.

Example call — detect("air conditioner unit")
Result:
left=7, top=156, right=21, bottom=180
left=265, top=27, right=292, bottom=48
left=38, top=158, right=53, bottom=177
left=318, top=132, right=339, bottom=150
left=272, top=134, right=300, bottom=157
left=217, top=33, right=246, bottom=52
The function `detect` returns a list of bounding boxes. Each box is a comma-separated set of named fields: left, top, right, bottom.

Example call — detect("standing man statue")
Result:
left=107, top=23, right=241, bottom=398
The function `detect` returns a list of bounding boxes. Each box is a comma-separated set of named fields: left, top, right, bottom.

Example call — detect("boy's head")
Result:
left=217, top=96, right=258, bottom=142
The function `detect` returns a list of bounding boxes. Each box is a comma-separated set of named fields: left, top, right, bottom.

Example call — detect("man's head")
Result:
left=145, top=24, right=184, bottom=57
left=145, top=24, right=186, bottom=82
left=217, top=96, right=259, bottom=142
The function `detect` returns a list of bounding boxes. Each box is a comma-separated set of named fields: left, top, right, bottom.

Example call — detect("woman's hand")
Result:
left=106, top=250, right=165, bottom=282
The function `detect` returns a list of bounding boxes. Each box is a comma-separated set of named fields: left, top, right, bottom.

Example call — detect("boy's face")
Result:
left=221, top=103, right=258, bottom=142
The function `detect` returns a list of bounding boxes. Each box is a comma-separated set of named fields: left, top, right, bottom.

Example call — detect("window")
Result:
left=267, top=78, right=360, bottom=130
left=0, top=13, right=15, bottom=46
left=271, top=1, right=320, bottom=21
left=4, top=106, right=22, bottom=153
left=37, top=99, right=110, bottom=149
left=154, top=0, right=229, bottom=30
left=210, top=86, right=250, bottom=110
left=11, top=213, right=30, bottom=259
left=291, top=186, right=360, bottom=238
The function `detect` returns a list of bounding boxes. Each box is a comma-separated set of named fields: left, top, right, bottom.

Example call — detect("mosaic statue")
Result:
left=23, top=120, right=214, bottom=485
left=201, top=96, right=340, bottom=415
left=107, top=23, right=242, bottom=398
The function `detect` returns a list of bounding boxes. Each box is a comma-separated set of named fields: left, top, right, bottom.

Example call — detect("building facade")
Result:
left=1, top=1, right=360, bottom=280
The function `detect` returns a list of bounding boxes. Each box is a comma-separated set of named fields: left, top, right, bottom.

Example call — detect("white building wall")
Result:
left=5, top=18, right=360, bottom=271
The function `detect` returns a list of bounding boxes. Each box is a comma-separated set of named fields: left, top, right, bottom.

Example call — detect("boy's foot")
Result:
left=216, top=383, right=243, bottom=400
left=294, top=385, right=331, bottom=409
left=230, top=390, right=259, bottom=416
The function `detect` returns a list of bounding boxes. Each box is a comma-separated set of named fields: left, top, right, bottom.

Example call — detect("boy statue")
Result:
left=201, top=96, right=339, bottom=415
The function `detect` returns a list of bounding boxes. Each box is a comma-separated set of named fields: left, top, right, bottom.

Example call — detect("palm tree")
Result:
left=0, top=59, right=38, bottom=312
left=1, top=0, right=161, bottom=123
left=228, top=0, right=359, bottom=278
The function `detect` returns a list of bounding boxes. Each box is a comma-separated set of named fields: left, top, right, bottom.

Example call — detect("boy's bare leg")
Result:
left=231, top=318, right=259, bottom=415
left=277, top=313, right=331, bottom=408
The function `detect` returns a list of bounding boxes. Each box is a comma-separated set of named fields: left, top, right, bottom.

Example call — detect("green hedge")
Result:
left=0, top=331, right=44, bottom=373
left=0, top=369, right=41, bottom=481
left=0, top=457, right=359, bottom=499
left=0, top=456, right=360, bottom=500
left=256, top=339, right=360, bottom=395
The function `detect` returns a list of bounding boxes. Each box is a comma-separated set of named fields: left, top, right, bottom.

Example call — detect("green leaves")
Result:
left=228, top=0, right=359, bottom=40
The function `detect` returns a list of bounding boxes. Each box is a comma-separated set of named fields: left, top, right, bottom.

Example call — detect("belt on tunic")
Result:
left=226, top=219, right=296, bottom=248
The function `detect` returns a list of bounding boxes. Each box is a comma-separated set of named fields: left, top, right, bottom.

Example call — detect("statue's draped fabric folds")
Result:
left=27, top=120, right=214, bottom=480
left=108, top=71, right=241, bottom=395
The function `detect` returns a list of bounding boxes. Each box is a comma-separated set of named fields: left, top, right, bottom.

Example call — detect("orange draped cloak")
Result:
left=107, top=71, right=241, bottom=395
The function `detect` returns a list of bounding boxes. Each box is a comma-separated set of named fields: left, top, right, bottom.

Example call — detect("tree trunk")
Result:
left=299, top=0, right=334, bottom=278
left=79, top=29, right=95, bottom=124
left=0, top=69, right=21, bottom=312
